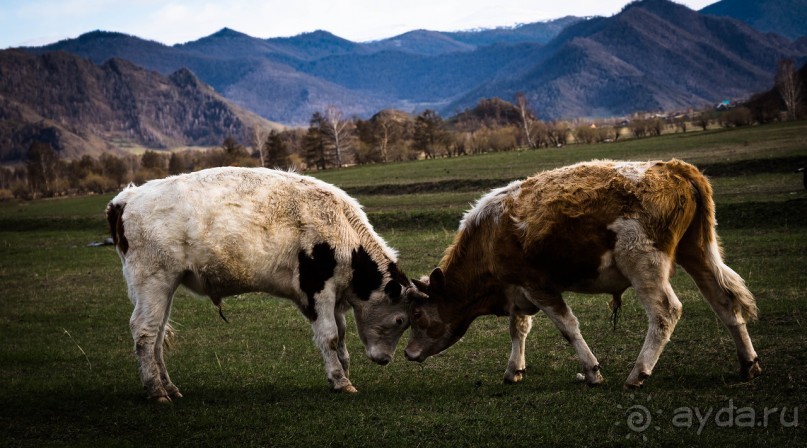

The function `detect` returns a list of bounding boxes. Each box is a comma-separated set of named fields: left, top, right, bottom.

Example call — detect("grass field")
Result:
left=1, top=121, right=805, bottom=446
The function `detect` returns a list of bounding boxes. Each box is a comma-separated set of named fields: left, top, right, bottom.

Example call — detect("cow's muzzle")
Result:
left=404, top=347, right=425, bottom=363
left=367, top=347, right=392, bottom=365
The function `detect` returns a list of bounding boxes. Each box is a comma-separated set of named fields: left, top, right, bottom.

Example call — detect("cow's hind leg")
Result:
left=618, top=248, right=682, bottom=388
left=154, top=295, right=182, bottom=400
left=611, top=219, right=682, bottom=388
left=504, top=314, right=532, bottom=384
left=527, top=291, right=603, bottom=385
left=678, top=241, right=761, bottom=380
left=127, top=269, right=181, bottom=403
left=625, top=279, right=682, bottom=388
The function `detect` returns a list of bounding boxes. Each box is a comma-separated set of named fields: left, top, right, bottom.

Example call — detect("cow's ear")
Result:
left=384, top=280, right=402, bottom=301
left=429, top=267, right=445, bottom=293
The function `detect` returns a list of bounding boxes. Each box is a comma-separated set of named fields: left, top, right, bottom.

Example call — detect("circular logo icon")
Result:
left=625, top=404, right=652, bottom=433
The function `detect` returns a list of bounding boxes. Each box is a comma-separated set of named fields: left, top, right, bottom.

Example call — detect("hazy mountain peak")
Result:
left=292, top=29, right=351, bottom=43
left=210, top=27, right=248, bottom=38
left=76, top=30, right=131, bottom=41
left=168, top=67, right=202, bottom=88
left=701, top=0, right=807, bottom=40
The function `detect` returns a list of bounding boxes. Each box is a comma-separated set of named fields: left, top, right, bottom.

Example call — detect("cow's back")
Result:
left=513, top=160, right=698, bottom=249
left=109, top=167, right=367, bottom=297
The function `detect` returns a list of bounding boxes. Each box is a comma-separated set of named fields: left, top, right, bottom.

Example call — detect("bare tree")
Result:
left=376, top=112, right=396, bottom=163
left=515, top=92, right=536, bottom=148
left=26, top=141, right=59, bottom=197
left=695, top=109, right=713, bottom=131
left=776, top=58, right=801, bottom=121
left=674, top=116, right=688, bottom=133
left=322, top=106, right=353, bottom=168
left=251, top=126, right=270, bottom=167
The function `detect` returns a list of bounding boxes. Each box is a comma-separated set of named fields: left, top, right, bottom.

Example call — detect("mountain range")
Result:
left=25, top=17, right=580, bottom=126
left=26, top=0, right=805, bottom=126
left=2, top=0, right=806, bottom=162
left=0, top=50, right=279, bottom=162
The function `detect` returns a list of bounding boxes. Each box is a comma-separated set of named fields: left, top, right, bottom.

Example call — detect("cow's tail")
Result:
left=678, top=163, right=758, bottom=322
left=163, top=322, right=176, bottom=350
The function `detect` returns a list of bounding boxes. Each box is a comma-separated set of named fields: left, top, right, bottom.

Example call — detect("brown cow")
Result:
left=404, top=160, right=761, bottom=388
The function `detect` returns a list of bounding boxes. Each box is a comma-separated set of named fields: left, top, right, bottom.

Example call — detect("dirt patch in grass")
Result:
left=345, top=178, right=509, bottom=196
left=348, top=155, right=806, bottom=196
left=369, top=210, right=463, bottom=231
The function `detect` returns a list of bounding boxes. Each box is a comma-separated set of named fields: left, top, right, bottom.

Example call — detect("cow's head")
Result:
left=350, top=250, right=421, bottom=365
left=404, top=267, right=473, bottom=362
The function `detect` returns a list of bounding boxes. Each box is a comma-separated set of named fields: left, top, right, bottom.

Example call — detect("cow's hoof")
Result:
left=165, top=385, right=183, bottom=399
left=151, top=395, right=172, bottom=405
left=740, top=358, right=762, bottom=381
left=503, top=369, right=525, bottom=384
left=624, top=371, right=650, bottom=389
left=584, top=365, right=604, bottom=386
left=578, top=372, right=604, bottom=386
left=586, top=376, right=604, bottom=387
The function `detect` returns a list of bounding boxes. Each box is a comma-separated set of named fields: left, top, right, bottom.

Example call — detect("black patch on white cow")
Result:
left=387, top=261, right=408, bottom=285
left=105, top=203, right=128, bottom=254
left=384, top=279, right=401, bottom=300
left=351, top=246, right=383, bottom=301
left=384, top=261, right=407, bottom=301
left=298, top=242, right=337, bottom=321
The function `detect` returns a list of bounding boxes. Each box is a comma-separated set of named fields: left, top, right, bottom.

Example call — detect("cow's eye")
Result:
left=413, top=310, right=423, bottom=320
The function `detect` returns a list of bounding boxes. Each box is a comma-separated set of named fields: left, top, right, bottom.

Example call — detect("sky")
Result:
left=0, top=0, right=718, bottom=49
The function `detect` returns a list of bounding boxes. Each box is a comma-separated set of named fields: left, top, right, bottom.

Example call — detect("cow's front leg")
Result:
left=504, top=314, right=532, bottom=384
left=335, top=311, right=350, bottom=379
left=528, top=291, right=603, bottom=385
left=311, top=296, right=356, bottom=393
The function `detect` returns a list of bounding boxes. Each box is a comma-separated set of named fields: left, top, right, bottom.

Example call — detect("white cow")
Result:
left=106, top=167, right=416, bottom=402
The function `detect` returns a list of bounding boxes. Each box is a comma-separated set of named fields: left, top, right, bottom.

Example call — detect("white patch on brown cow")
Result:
left=612, top=161, right=652, bottom=185
left=460, top=179, right=522, bottom=231
left=600, top=250, right=615, bottom=270
left=608, top=217, right=655, bottom=253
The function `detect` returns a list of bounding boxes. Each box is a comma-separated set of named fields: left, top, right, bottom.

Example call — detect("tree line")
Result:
left=1, top=59, right=802, bottom=201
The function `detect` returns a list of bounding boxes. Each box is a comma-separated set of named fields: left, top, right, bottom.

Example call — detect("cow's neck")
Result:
left=440, top=222, right=512, bottom=318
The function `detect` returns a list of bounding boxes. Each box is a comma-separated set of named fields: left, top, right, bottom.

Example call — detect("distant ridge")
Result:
left=448, top=0, right=806, bottom=118
left=701, top=0, right=807, bottom=40
left=16, top=0, right=807, bottom=125
left=0, top=50, right=280, bottom=163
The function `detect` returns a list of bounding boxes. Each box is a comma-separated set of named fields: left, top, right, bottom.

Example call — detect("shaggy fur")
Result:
left=406, top=160, right=761, bottom=387
left=107, top=167, right=415, bottom=401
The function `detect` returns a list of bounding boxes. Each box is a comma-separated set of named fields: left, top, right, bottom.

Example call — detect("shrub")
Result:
left=79, top=173, right=117, bottom=194
left=0, top=189, right=14, bottom=202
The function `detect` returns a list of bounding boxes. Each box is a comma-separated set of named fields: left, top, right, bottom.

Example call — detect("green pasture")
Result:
left=1, top=121, right=805, bottom=446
